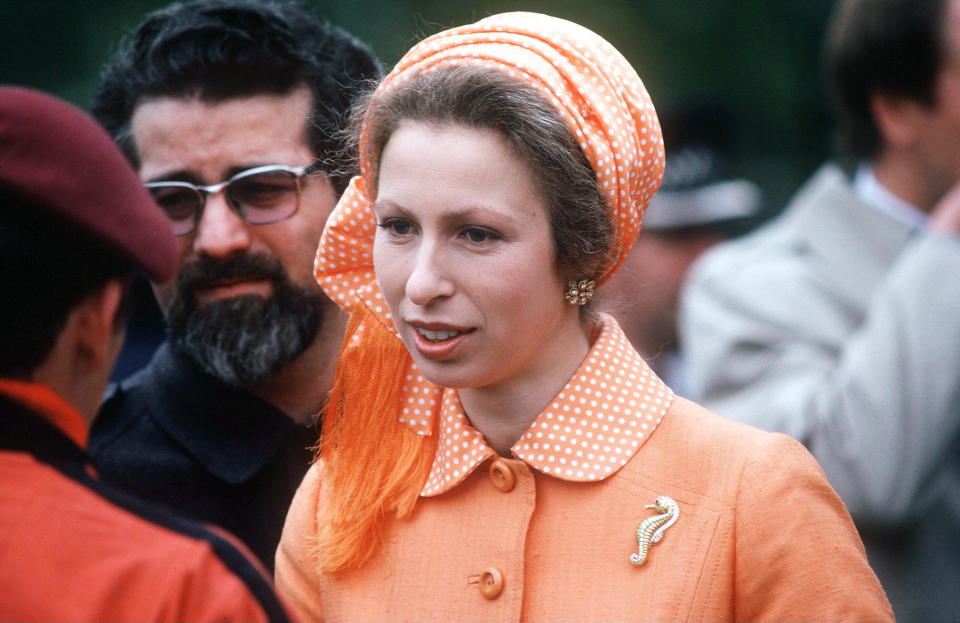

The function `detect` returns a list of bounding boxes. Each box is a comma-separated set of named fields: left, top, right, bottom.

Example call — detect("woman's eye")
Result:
left=378, top=218, right=414, bottom=236
left=462, top=227, right=500, bottom=243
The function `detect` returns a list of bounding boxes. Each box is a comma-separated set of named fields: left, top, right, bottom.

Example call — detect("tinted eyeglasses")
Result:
left=145, top=164, right=319, bottom=236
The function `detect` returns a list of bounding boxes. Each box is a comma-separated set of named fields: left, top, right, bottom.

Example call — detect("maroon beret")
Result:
left=0, top=86, right=176, bottom=282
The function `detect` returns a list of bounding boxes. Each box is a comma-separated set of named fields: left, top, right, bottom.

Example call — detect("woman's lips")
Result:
left=409, top=324, right=475, bottom=361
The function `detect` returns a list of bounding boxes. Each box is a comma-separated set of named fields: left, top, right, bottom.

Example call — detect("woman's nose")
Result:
left=404, top=241, right=455, bottom=306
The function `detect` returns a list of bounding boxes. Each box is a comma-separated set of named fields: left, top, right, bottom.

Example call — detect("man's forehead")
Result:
left=130, top=88, right=314, bottom=181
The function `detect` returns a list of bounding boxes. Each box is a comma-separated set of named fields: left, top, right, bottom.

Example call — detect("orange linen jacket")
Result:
left=276, top=396, right=892, bottom=622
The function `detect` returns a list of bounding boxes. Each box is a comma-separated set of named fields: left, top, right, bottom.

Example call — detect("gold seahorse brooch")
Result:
left=630, top=495, right=680, bottom=566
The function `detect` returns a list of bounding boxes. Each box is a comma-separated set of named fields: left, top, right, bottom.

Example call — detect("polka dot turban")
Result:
left=315, top=11, right=665, bottom=316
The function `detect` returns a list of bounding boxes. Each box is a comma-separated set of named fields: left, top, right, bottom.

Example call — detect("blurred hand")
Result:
left=929, top=181, right=960, bottom=234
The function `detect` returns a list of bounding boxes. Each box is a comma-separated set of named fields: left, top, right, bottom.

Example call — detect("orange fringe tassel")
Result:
left=314, top=302, right=436, bottom=573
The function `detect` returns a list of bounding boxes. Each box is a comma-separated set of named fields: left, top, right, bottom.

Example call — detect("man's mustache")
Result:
left=176, top=253, right=288, bottom=302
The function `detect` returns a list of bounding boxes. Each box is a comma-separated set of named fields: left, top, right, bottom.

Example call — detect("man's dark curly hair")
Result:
left=92, top=0, right=382, bottom=194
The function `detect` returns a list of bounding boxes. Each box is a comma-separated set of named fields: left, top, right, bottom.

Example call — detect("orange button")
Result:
left=489, top=459, right=515, bottom=492
left=479, top=567, right=504, bottom=600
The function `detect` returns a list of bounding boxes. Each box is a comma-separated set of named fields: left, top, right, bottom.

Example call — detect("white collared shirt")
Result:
left=853, top=164, right=928, bottom=230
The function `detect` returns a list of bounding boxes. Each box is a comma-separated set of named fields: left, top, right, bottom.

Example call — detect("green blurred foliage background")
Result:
left=0, top=0, right=838, bottom=215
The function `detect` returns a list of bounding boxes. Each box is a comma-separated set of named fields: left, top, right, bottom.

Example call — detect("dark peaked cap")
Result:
left=0, top=86, right=176, bottom=282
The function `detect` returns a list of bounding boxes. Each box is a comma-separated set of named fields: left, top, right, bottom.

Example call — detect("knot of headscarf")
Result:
left=315, top=11, right=664, bottom=436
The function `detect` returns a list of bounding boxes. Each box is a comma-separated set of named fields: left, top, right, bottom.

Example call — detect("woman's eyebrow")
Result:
left=374, top=200, right=518, bottom=225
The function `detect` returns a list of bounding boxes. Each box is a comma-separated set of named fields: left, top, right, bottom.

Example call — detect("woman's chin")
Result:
left=408, top=355, right=488, bottom=391
left=411, top=359, right=465, bottom=389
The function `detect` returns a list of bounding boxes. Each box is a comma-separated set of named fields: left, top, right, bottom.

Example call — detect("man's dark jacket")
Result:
left=89, top=342, right=317, bottom=572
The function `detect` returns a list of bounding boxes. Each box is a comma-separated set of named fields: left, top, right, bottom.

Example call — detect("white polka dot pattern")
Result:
left=421, top=314, right=674, bottom=496
left=421, top=390, right=496, bottom=496
left=314, top=12, right=667, bottom=445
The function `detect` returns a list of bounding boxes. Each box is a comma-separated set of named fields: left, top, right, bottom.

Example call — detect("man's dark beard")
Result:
left=167, top=253, right=325, bottom=387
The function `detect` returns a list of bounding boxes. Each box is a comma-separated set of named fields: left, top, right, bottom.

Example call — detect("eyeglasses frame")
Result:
left=145, top=163, right=321, bottom=236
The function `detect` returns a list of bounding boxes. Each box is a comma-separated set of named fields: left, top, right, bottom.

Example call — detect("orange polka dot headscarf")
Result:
left=318, top=11, right=664, bottom=312
left=312, top=12, right=665, bottom=573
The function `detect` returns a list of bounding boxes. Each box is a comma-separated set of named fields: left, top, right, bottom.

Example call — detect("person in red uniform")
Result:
left=0, top=86, right=295, bottom=622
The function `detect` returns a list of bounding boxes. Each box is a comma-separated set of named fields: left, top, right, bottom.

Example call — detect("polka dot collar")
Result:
left=420, top=314, right=673, bottom=496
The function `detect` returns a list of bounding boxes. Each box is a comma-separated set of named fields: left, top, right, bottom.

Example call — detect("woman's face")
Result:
left=374, top=120, right=584, bottom=393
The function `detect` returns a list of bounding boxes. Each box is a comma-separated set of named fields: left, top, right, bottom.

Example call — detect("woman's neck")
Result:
left=459, top=316, right=592, bottom=456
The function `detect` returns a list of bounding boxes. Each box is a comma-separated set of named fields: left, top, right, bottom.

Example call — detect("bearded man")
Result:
left=87, top=0, right=380, bottom=572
